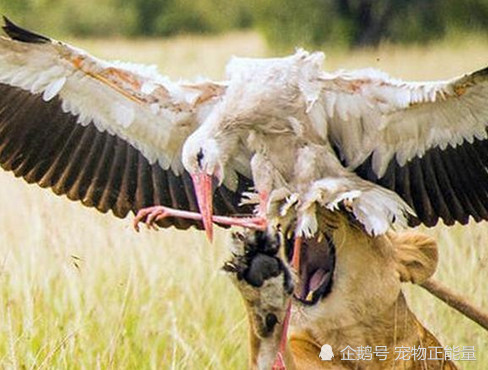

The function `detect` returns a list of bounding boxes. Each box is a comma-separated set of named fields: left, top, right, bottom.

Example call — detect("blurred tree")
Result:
left=443, top=0, right=488, bottom=31
left=129, top=0, right=169, bottom=36
left=254, top=0, right=487, bottom=49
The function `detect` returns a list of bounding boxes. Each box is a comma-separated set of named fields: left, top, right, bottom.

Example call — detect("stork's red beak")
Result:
left=191, top=172, right=214, bottom=242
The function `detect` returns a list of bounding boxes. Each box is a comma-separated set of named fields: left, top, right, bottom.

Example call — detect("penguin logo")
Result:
left=319, top=344, right=334, bottom=361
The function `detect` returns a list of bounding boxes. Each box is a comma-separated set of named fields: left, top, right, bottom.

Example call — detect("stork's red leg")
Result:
left=133, top=205, right=267, bottom=232
left=134, top=189, right=270, bottom=234
left=258, top=190, right=269, bottom=217
left=271, top=300, right=292, bottom=370
left=271, top=235, right=302, bottom=369
left=291, top=236, right=302, bottom=272
left=209, top=189, right=269, bottom=230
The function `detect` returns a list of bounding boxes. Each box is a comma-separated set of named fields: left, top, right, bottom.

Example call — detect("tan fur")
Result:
left=227, top=219, right=458, bottom=370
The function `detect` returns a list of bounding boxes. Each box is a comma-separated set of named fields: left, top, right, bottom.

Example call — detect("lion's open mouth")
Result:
left=285, top=233, right=336, bottom=305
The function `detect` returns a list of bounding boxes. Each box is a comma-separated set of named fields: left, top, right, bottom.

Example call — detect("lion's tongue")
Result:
left=309, top=268, right=330, bottom=292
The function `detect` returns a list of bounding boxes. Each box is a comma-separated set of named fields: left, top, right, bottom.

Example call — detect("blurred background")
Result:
left=1, top=0, right=487, bottom=50
left=0, top=1, right=487, bottom=369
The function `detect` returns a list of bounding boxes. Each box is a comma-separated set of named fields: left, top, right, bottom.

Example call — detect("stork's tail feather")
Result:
left=346, top=187, right=415, bottom=236
left=2, top=16, right=50, bottom=44
left=299, top=177, right=416, bottom=237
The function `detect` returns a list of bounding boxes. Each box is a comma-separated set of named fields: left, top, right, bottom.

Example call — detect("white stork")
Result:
left=1, top=17, right=488, bottom=243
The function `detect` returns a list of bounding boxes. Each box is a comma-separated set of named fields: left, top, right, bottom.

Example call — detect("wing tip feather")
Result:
left=2, top=16, right=50, bottom=44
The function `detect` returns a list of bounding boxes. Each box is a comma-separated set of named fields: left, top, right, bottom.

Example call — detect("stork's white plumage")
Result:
left=1, top=18, right=488, bottom=239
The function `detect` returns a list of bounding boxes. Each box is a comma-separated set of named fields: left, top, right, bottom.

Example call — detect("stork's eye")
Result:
left=197, top=148, right=204, bottom=168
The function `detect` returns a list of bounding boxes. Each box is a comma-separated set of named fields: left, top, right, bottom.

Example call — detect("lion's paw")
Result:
left=223, top=230, right=293, bottom=338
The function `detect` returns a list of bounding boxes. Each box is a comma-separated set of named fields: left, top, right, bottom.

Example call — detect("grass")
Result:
left=0, top=31, right=487, bottom=369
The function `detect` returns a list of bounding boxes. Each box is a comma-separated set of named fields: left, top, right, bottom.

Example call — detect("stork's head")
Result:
left=183, top=135, right=224, bottom=182
left=182, top=115, right=239, bottom=241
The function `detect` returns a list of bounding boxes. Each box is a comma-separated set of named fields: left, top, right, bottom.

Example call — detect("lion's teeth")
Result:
left=287, top=229, right=293, bottom=239
left=306, top=291, right=314, bottom=301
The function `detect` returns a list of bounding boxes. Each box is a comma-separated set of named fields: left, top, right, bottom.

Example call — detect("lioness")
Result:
left=224, top=215, right=458, bottom=369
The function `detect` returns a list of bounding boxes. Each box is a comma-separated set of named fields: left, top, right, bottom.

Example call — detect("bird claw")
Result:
left=133, top=206, right=169, bottom=232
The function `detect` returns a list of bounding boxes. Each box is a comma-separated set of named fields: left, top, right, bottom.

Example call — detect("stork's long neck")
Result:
left=247, top=128, right=345, bottom=191
left=247, top=130, right=299, bottom=184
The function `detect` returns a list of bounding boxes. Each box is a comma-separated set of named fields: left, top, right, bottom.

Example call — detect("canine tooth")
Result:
left=317, top=232, right=324, bottom=243
left=287, top=229, right=294, bottom=240
left=306, top=291, right=314, bottom=301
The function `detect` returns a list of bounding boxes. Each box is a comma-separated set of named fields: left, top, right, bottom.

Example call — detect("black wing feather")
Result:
left=2, top=16, right=50, bottom=44
left=355, top=135, right=488, bottom=227
left=0, top=83, right=253, bottom=229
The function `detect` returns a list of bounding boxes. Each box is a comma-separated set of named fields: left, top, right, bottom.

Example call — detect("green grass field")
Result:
left=0, top=32, right=487, bottom=369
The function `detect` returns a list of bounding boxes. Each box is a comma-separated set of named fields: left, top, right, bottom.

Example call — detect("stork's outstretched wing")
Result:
left=319, top=67, right=488, bottom=226
left=0, top=18, right=252, bottom=229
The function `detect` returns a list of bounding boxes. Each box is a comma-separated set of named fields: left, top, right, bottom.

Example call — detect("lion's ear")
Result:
left=389, top=231, right=438, bottom=284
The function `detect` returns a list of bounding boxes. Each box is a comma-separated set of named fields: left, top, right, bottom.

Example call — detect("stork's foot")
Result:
left=133, top=206, right=171, bottom=231
left=223, top=230, right=293, bottom=369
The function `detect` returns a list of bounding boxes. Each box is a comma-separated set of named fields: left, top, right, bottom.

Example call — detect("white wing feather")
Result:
left=0, top=36, right=225, bottom=173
